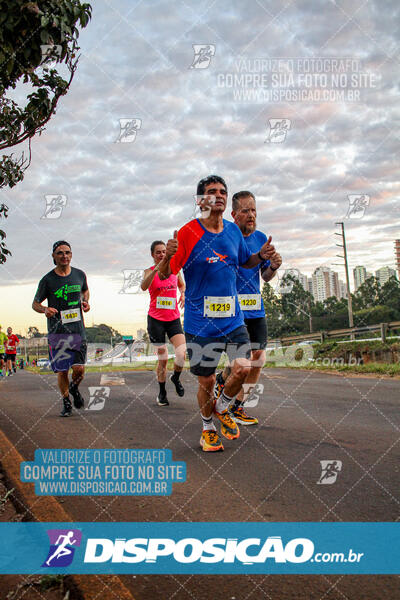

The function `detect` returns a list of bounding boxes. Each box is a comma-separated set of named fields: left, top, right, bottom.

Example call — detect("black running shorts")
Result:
left=147, top=315, right=183, bottom=345
left=185, top=325, right=251, bottom=377
left=244, top=316, right=268, bottom=350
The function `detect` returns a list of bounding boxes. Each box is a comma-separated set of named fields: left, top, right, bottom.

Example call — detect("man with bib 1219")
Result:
left=32, top=241, right=90, bottom=417
left=158, top=175, right=276, bottom=452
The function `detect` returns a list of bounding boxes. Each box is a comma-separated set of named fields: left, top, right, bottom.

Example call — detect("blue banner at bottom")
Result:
left=0, top=522, right=398, bottom=574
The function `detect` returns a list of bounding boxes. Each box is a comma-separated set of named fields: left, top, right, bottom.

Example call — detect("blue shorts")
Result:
left=185, top=325, right=251, bottom=377
left=48, top=334, right=87, bottom=373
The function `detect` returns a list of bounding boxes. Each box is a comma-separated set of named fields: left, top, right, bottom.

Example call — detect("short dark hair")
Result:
left=150, top=240, right=165, bottom=255
left=196, top=175, right=227, bottom=197
left=232, top=190, right=255, bottom=211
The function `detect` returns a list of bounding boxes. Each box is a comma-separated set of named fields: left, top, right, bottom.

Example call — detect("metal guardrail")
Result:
left=273, top=321, right=400, bottom=346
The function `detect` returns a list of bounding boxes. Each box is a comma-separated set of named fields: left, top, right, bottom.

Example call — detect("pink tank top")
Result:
left=148, top=267, right=181, bottom=321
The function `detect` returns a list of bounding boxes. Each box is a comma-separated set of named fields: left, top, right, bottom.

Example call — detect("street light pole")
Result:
left=335, top=222, right=354, bottom=334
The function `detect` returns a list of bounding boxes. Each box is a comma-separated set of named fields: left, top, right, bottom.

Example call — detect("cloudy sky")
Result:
left=1, top=0, right=399, bottom=336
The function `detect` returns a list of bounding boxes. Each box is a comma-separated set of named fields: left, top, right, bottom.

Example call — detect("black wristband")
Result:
left=257, top=251, right=263, bottom=261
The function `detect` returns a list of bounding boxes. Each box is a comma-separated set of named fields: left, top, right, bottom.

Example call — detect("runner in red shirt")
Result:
left=5, top=327, right=19, bottom=376
left=141, top=240, right=186, bottom=406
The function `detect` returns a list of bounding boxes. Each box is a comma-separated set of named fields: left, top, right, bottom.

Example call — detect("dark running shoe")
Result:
left=60, top=396, right=72, bottom=417
left=69, top=382, right=84, bottom=409
left=170, top=374, right=184, bottom=397
left=157, top=392, right=169, bottom=406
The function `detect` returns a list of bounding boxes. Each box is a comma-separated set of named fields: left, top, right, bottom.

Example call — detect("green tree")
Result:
left=354, top=305, right=398, bottom=326
left=0, top=0, right=92, bottom=262
left=86, top=324, right=122, bottom=344
left=379, top=276, right=400, bottom=317
left=323, top=296, right=345, bottom=312
left=353, top=276, right=381, bottom=309
left=261, top=282, right=282, bottom=337
left=27, top=325, right=42, bottom=338
left=280, top=275, right=314, bottom=335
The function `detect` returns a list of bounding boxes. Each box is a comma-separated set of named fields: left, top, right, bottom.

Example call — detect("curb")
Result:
left=0, top=428, right=135, bottom=600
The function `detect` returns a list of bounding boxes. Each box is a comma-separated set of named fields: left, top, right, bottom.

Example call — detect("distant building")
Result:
left=395, top=240, right=400, bottom=280
left=281, top=268, right=308, bottom=292
left=339, top=280, right=347, bottom=299
left=311, top=266, right=340, bottom=302
left=353, top=265, right=367, bottom=291
left=375, top=266, right=397, bottom=286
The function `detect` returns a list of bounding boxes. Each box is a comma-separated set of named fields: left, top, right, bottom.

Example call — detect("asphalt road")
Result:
left=0, top=368, right=399, bottom=600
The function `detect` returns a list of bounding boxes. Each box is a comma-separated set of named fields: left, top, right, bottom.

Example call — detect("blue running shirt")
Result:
left=170, top=219, right=252, bottom=337
left=236, top=230, right=270, bottom=319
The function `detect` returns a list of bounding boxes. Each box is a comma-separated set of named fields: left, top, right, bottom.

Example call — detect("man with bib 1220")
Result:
left=215, top=190, right=282, bottom=425
left=32, top=241, right=90, bottom=416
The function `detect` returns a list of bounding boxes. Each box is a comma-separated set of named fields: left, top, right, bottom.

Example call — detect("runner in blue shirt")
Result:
left=159, top=176, right=276, bottom=452
left=215, top=191, right=282, bottom=425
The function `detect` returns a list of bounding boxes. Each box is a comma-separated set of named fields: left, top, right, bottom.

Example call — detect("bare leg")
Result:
left=222, top=364, right=231, bottom=382
left=236, top=349, right=266, bottom=402
left=197, top=374, right=215, bottom=417
left=156, top=345, right=168, bottom=382
left=57, top=371, right=69, bottom=397
left=71, top=364, right=85, bottom=387
left=170, top=333, right=186, bottom=371
left=223, top=357, right=251, bottom=399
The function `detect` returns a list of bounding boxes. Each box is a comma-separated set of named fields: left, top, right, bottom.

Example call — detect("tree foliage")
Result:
left=263, top=274, right=400, bottom=338
left=85, top=324, right=123, bottom=344
left=352, top=276, right=381, bottom=309
left=27, top=325, right=42, bottom=338
left=0, top=0, right=92, bottom=262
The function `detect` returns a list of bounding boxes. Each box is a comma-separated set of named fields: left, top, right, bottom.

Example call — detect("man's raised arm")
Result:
left=241, top=235, right=276, bottom=269
left=157, top=230, right=178, bottom=278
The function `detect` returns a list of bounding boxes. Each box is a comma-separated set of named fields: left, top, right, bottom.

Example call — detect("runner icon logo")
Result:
left=242, top=383, right=264, bottom=407
left=189, top=45, right=216, bottom=69
left=346, top=195, right=370, bottom=219
left=41, top=194, right=67, bottom=219
left=119, top=269, right=144, bottom=294
left=193, top=195, right=216, bottom=219
left=42, top=529, right=82, bottom=568
left=116, top=119, right=142, bottom=143
left=40, top=44, right=62, bottom=67
left=317, top=460, right=342, bottom=485
left=265, top=119, right=291, bottom=143
left=86, top=387, right=110, bottom=411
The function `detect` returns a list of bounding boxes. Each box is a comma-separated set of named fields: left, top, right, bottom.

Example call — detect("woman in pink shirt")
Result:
left=141, top=241, right=186, bottom=406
